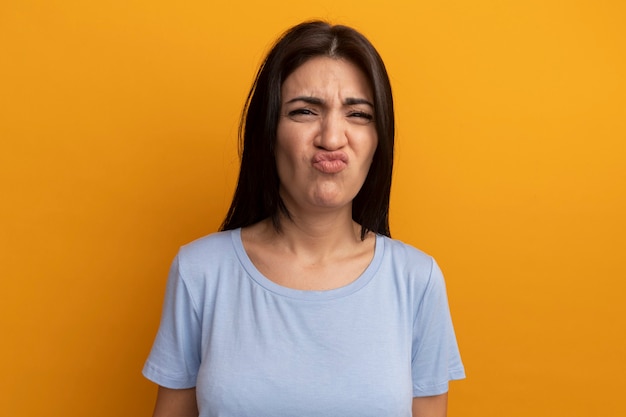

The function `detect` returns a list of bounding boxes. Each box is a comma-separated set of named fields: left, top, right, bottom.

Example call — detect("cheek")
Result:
left=370, top=137, right=378, bottom=159
left=359, top=139, right=378, bottom=179
left=362, top=133, right=378, bottom=167
left=275, top=122, right=312, bottom=165
left=274, top=131, right=301, bottom=179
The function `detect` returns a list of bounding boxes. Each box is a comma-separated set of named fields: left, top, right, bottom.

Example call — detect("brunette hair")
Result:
left=220, top=20, right=394, bottom=238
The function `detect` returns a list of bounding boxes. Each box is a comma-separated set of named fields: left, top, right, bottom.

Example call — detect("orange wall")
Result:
left=1, top=1, right=625, bottom=416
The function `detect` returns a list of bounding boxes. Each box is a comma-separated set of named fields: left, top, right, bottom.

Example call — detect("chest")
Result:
left=248, top=248, right=375, bottom=291
left=194, top=281, right=414, bottom=417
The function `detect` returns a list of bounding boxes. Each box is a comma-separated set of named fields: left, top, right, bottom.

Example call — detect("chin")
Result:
left=311, top=193, right=352, bottom=209
left=313, top=200, right=345, bottom=209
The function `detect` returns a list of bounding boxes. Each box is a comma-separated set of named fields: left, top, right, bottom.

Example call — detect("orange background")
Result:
left=1, top=1, right=625, bottom=416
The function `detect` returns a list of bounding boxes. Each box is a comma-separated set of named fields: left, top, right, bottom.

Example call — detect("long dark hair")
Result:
left=220, top=21, right=394, bottom=238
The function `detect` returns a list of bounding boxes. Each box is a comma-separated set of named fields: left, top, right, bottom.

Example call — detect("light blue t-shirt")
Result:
left=143, top=229, right=465, bottom=417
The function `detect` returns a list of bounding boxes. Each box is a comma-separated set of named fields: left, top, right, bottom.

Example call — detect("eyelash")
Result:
left=287, top=109, right=374, bottom=120
left=288, top=109, right=317, bottom=116
left=349, top=111, right=373, bottom=120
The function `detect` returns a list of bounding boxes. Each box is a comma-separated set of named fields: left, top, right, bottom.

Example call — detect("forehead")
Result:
left=281, top=56, right=373, bottom=100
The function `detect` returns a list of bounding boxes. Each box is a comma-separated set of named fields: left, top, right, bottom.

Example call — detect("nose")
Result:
left=315, top=112, right=347, bottom=150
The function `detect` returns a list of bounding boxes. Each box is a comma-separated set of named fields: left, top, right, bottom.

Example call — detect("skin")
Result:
left=413, top=393, right=448, bottom=417
left=243, top=56, right=379, bottom=291
left=152, top=386, right=197, bottom=417
left=274, top=56, right=378, bottom=218
left=150, top=56, right=448, bottom=417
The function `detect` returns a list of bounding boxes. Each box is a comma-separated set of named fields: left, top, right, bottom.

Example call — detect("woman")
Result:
left=143, top=21, right=465, bottom=417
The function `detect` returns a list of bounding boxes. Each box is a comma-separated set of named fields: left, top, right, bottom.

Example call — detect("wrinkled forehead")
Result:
left=280, top=56, right=374, bottom=103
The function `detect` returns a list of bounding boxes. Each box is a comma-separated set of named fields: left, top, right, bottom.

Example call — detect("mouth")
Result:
left=312, top=151, right=348, bottom=174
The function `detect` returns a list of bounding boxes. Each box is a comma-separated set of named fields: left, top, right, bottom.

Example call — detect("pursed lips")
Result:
left=312, top=151, right=348, bottom=174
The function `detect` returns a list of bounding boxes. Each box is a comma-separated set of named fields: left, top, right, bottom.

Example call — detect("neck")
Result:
left=258, top=208, right=367, bottom=262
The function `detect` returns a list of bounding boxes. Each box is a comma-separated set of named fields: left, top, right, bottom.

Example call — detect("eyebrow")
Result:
left=285, top=96, right=374, bottom=108
left=345, top=97, right=374, bottom=108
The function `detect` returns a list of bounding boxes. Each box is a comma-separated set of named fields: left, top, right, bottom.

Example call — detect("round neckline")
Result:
left=230, top=228, right=384, bottom=301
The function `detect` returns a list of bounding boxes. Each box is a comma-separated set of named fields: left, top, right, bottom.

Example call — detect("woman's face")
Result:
left=275, top=56, right=378, bottom=216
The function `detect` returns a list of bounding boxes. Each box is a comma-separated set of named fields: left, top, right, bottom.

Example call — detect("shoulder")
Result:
left=379, top=235, right=436, bottom=275
left=376, top=235, right=448, bottom=299
left=378, top=236, right=452, bottom=320
left=171, top=229, right=240, bottom=287
left=177, top=230, right=236, bottom=264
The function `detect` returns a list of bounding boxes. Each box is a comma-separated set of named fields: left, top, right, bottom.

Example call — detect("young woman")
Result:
left=143, top=21, right=465, bottom=417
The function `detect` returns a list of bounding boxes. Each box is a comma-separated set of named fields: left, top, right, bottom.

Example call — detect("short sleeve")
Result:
left=411, top=258, right=465, bottom=396
left=142, top=255, right=202, bottom=389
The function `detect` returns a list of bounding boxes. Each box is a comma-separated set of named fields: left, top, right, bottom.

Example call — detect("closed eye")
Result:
left=348, top=111, right=374, bottom=124
left=286, top=108, right=319, bottom=122
left=349, top=111, right=373, bottom=120
left=288, top=108, right=316, bottom=116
